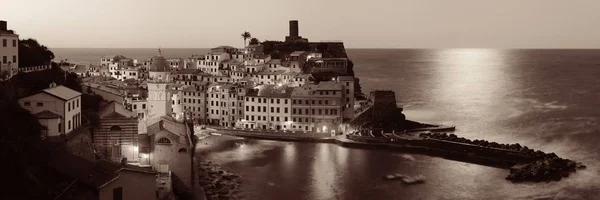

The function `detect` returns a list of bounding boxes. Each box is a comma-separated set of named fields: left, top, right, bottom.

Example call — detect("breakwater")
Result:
left=206, top=127, right=585, bottom=182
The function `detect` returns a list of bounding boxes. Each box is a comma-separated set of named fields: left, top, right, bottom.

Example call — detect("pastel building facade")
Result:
left=241, top=84, right=293, bottom=130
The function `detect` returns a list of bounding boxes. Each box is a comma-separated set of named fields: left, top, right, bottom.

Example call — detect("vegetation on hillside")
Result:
left=18, top=38, right=55, bottom=67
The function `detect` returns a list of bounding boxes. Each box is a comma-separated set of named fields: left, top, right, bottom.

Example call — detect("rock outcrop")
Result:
left=198, top=160, right=242, bottom=200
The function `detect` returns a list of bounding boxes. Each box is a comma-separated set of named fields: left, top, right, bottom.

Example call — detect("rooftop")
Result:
left=99, top=101, right=136, bottom=118
left=290, top=51, right=306, bottom=56
left=266, top=59, right=281, bottom=64
left=43, top=85, right=82, bottom=101
left=246, top=84, right=294, bottom=98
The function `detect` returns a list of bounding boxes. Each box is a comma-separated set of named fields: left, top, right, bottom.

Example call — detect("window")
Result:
left=36, top=102, right=43, bottom=107
left=292, top=108, right=296, bottom=114
left=178, top=148, right=188, bottom=153
left=284, top=117, right=288, bottom=121
left=133, top=104, right=137, bottom=109
left=2, top=39, right=5, bottom=47
left=293, top=100, right=296, bottom=104
left=157, top=137, right=172, bottom=144
left=2, top=56, right=6, bottom=63
left=113, top=187, right=123, bottom=200
left=12, top=39, right=16, bottom=47
left=110, top=125, right=122, bottom=131
left=284, top=108, right=288, bottom=113
left=142, top=104, right=146, bottom=109
left=277, top=99, right=280, bottom=104
left=68, top=120, right=71, bottom=130
left=285, top=99, right=288, bottom=104
left=12, top=55, right=16, bottom=63
left=271, top=107, right=274, bottom=113
left=24, top=101, right=30, bottom=106
left=276, top=107, right=280, bottom=113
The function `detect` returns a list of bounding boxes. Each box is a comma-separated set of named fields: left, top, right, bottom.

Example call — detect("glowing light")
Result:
left=141, top=153, right=148, bottom=158
left=131, top=146, right=139, bottom=152
left=277, top=83, right=283, bottom=87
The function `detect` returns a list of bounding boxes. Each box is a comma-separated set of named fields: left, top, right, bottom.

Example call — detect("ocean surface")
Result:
left=54, top=48, right=600, bottom=200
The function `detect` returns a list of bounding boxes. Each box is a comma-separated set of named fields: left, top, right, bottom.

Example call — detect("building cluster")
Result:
left=79, top=20, right=358, bottom=135
left=10, top=19, right=364, bottom=199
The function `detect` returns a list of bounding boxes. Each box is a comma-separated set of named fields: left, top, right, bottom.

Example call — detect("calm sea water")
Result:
left=54, top=48, right=600, bottom=200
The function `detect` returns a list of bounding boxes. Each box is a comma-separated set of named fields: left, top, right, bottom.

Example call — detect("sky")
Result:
left=2, top=0, right=600, bottom=48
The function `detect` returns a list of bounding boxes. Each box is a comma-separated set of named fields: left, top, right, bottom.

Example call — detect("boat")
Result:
left=383, top=174, right=405, bottom=180
left=402, top=175, right=426, bottom=184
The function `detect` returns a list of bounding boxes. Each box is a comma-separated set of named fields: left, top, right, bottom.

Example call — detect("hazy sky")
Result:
left=3, top=0, right=600, bottom=48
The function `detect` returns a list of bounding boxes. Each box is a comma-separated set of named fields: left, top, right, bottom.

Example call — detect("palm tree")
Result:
left=241, top=31, right=251, bottom=47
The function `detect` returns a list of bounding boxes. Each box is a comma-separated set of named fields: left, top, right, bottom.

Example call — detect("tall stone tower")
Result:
left=146, top=51, right=172, bottom=121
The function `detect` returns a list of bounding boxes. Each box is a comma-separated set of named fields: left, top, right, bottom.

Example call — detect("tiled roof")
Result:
left=266, top=59, right=281, bottom=64
left=99, top=101, right=136, bottom=118
left=246, top=84, right=294, bottom=98
left=73, top=65, right=89, bottom=73
left=337, top=76, right=355, bottom=81
left=174, top=68, right=199, bottom=74
left=290, top=51, right=306, bottom=56
left=255, top=54, right=270, bottom=59
left=43, top=85, right=82, bottom=101
left=256, top=70, right=284, bottom=75
left=34, top=110, right=62, bottom=119
left=291, top=82, right=342, bottom=96
left=47, top=149, right=118, bottom=189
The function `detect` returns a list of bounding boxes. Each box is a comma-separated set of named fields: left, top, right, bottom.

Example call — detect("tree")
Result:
left=0, top=85, right=47, bottom=199
left=249, top=38, right=260, bottom=45
left=18, top=38, right=55, bottom=67
left=240, top=31, right=251, bottom=47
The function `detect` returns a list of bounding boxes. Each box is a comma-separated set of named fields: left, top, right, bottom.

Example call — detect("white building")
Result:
left=101, top=55, right=116, bottom=66
left=0, top=20, right=19, bottom=79
left=120, top=67, right=140, bottom=81
left=199, top=52, right=230, bottom=75
left=19, top=84, right=82, bottom=137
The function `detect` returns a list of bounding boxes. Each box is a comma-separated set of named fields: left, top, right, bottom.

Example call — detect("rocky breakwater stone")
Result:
left=506, top=153, right=586, bottom=182
left=199, top=160, right=243, bottom=200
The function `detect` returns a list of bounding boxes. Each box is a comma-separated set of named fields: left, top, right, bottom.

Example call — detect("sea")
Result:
left=53, top=48, right=600, bottom=200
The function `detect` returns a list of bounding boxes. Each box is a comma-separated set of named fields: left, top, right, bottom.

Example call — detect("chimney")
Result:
left=289, top=20, right=299, bottom=37
left=0, top=21, right=7, bottom=31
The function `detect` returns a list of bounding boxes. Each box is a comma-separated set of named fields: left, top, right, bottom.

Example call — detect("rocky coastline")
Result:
left=198, top=160, right=243, bottom=200
left=418, top=132, right=587, bottom=182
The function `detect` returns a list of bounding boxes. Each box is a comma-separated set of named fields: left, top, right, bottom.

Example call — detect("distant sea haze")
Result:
left=54, top=48, right=600, bottom=199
